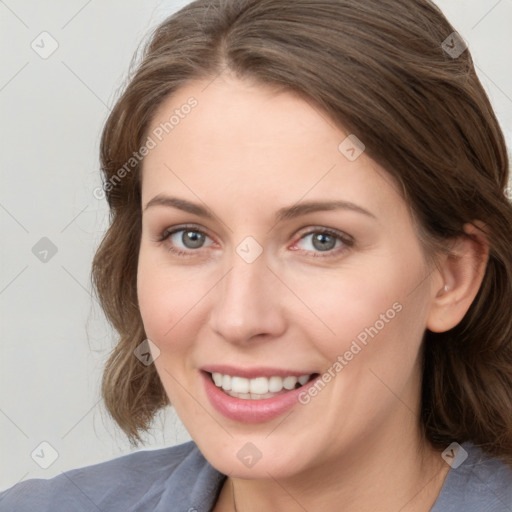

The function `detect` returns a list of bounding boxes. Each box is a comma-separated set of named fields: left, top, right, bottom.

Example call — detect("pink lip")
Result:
left=201, top=370, right=320, bottom=423
left=201, top=364, right=313, bottom=379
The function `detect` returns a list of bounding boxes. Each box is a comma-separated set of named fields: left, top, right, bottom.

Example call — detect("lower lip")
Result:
left=201, top=371, right=320, bottom=423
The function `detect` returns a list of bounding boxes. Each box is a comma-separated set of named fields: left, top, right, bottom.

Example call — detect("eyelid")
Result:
left=155, top=224, right=354, bottom=258
left=158, top=224, right=211, bottom=242
left=154, top=224, right=216, bottom=257
left=294, top=226, right=353, bottom=243
left=290, top=226, right=354, bottom=257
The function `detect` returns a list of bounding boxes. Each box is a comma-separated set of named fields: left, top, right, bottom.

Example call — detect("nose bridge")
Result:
left=209, top=248, right=285, bottom=343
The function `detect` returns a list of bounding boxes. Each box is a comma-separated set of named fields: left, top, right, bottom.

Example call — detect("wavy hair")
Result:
left=92, top=0, right=512, bottom=462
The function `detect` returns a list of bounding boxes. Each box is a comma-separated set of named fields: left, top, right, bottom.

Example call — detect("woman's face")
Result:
left=137, top=74, right=440, bottom=478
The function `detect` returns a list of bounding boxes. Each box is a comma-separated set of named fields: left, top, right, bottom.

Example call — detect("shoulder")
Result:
left=0, top=440, right=224, bottom=512
left=432, top=442, right=512, bottom=512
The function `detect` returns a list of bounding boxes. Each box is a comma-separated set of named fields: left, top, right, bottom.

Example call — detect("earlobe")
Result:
left=427, top=222, right=489, bottom=333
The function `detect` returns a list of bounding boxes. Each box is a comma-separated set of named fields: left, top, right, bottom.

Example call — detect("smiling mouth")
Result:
left=207, top=371, right=319, bottom=400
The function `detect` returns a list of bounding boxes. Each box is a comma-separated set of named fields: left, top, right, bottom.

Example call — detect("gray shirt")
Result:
left=1, top=441, right=511, bottom=511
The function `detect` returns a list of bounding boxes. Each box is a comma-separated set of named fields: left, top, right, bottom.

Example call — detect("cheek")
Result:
left=136, top=254, right=204, bottom=405
left=286, top=251, right=429, bottom=366
left=136, top=248, right=213, bottom=356
left=137, top=249, right=183, bottom=349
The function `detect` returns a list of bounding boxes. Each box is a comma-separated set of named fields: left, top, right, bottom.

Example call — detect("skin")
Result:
left=136, top=72, right=488, bottom=512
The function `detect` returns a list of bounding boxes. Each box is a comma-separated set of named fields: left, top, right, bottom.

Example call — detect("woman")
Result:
left=2, top=0, right=512, bottom=510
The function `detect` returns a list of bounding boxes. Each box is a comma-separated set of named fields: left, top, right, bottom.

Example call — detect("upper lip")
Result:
left=201, top=365, right=316, bottom=379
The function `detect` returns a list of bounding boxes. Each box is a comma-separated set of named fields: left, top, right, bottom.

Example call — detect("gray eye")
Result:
left=181, top=230, right=205, bottom=249
left=311, top=233, right=337, bottom=251
left=168, top=229, right=209, bottom=250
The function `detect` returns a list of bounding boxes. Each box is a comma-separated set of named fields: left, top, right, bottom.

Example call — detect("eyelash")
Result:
left=155, top=224, right=354, bottom=259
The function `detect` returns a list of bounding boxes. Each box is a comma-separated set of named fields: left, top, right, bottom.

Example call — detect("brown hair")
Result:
left=92, top=0, right=512, bottom=462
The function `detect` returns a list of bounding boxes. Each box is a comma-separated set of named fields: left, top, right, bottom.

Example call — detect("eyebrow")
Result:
left=143, top=194, right=376, bottom=221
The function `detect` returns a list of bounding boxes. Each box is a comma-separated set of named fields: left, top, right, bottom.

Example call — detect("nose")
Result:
left=208, top=253, right=287, bottom=345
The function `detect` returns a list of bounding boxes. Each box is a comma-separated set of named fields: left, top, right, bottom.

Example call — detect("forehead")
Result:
left=140, top=75, right=404, bottom=221
left=147, top=75, right=339, bottom=159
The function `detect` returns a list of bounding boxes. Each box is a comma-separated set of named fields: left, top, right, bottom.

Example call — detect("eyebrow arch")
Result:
left=275, top=200, right=376, bottom=222
left=144, top=195, right=214, bottom=218
left=143, top=194, right=376, bottom=221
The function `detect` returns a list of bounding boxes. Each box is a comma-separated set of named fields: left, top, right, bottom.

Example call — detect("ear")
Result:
left=426, top=222, right=489, bottom=333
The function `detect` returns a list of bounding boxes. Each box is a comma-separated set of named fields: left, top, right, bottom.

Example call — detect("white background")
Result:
left=1, top=0, right=511, bottom=491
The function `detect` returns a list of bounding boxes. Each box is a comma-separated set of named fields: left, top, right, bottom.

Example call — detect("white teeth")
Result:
left=222, top=374, right=231, bottom=391
left=249, top=377, right=269, bottom=394
left=298, top=375, right=310, bottom=385
left=211, top=372, right=312, bottom=399
left=268, top=376, right=283, bottom=393
left=283, top=376, right=298, bottom=390
left=231, top=376, right=249, bottom=394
